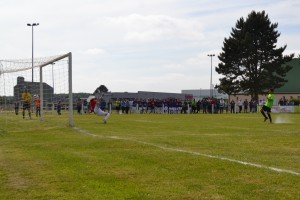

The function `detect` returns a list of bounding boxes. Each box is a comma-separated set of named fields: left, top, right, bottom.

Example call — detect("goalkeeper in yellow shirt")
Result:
left=260, top=88, right=274, bottom=123
left=22, top=88, right=32, bottom=119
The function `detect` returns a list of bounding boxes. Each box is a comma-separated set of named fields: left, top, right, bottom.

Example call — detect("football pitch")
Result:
left=0, top=112, right=299, bottom=199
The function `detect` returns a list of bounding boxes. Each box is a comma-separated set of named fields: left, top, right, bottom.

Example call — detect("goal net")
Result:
left=0, top=52, right=73, bottom=127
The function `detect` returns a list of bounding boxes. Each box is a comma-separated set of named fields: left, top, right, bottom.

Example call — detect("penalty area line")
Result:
left=73, top=127, right=300, bottom=177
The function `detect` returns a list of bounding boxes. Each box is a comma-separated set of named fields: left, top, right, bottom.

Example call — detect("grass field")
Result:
left=0, top=112, right=299, bottom=199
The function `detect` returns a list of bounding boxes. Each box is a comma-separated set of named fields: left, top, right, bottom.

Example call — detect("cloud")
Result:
left=102, top=14, right=205, bottom=43
left=1, top=0, right=299, bottom=94
left=84, top=48, right=106, bottom=55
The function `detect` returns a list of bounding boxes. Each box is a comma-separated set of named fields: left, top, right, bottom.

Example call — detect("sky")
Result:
left=0, top=0, right=299, bottom=94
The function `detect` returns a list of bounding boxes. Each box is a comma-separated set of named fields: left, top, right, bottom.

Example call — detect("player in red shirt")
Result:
left=90, top=98, right=97, bottom=113
left=35, top=95, right=41, bottom=117
left=90, top=96, right=110, bottom=124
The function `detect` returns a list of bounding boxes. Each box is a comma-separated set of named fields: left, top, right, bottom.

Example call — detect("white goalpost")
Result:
left=0, top=52, right=73, bottom=127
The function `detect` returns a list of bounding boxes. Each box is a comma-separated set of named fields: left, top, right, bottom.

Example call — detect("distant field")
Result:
left=0, top=112, right=299, bottom=199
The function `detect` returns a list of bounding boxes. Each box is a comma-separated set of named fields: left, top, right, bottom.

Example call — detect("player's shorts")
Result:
left=23, top=102, right=31, bottom=110
left=94, top=106, right=106, bottom=116
left=261, top=105, right=271, bottom=113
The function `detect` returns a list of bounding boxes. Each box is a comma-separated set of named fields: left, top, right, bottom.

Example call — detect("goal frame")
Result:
left=0, top=52, right=73, bottom=127
left=38, top=52, right=73, bottom=127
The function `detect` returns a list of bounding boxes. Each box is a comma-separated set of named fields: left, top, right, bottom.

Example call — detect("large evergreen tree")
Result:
left=93, top=85, right=108, bottom=95
left=216, top=10, right=294, bottom=101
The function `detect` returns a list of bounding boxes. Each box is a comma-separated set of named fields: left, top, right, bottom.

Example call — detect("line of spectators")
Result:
left=109, top=97, right=249, bottom=114
left=81, top=95, right=299, bottom=115
left=278, top=96, right=300, bottom=106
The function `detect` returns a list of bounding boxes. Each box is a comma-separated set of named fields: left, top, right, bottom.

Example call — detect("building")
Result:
left=274, top=58, right=300, bottom=102
left=102, top=91, right=192, bottom=101
left=181, top=89, right=228, bottom=100
left=14, top=76, right=54, bottom=102
left=181, top=58, right=299, bottom=105
left=230, top=58, right=300, bottom=105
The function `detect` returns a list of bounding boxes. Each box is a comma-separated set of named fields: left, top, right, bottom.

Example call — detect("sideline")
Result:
left=73, top=127, right=300, bottom=176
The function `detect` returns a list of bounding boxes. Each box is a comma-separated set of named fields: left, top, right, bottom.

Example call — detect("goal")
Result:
left=0, top=52, right=73, bottom=127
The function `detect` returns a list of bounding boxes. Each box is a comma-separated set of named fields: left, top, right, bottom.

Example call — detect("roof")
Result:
left=275, top=58, right=300, bottom=94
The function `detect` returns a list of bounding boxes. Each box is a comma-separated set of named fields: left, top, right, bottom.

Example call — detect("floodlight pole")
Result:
left=27, top=23, right=39, bottom=82
left=207, top=54, right=215, bottom=98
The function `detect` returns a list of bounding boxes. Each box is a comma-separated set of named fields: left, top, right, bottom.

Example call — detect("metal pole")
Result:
left=31, top=26, right=34, bottom=82
left=207, top=54, right=215, bottom=98
left=52, top=63, right=55, bottom=91
left=210, top=56, right=212, bottom=97
left=27, top=23, right=39, bottom=82
left=52, top=63, right=55, bottom=113
left=68, top=52, right=74, bottom=127
left=40, top=65, right=43, bottom=119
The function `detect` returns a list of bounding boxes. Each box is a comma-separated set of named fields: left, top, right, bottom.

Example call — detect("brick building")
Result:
left=14, top=76, right=54, bottom=102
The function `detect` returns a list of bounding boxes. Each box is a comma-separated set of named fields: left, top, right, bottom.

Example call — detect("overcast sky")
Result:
left=1, top=0, right=299, bottom=94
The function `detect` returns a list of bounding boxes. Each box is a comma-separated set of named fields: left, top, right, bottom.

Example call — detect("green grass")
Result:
left=0, top=112, right=299, bottom=199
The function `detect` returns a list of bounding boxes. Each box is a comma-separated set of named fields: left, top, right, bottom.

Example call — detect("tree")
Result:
left=215, top=10, right=294, bottom=101
left=93, top=85, right=108, bottom=95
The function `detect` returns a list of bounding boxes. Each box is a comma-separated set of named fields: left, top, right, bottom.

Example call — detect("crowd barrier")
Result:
left=271, top=106, right=300, bottom=113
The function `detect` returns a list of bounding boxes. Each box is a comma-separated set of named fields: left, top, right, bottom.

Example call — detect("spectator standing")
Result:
left=191, top=99, right=197, bottom=114
left=14, top=100, right=19, bottom=115
left=115, top=99, right=121, bottom=114
left=125, top=100, right=130, bottom=114
left=230, top=100, right=235, bottom=113
left=196, top=100, right=201, bottom=113
left=238, top=100, right=243, bottom=113
left=57, top=101, right=62, bottom=115
left=252, top=100, right=257, bottom=113
left=219, top=98, right=225, bottom=114
left=202, top=98, right=208, bottom=114
left=77, top=98, right=82, bottom=114
left=243, top=99, right=249, bottom=113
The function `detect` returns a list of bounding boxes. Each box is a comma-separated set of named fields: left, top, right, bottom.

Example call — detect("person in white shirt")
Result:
left=91, top=97, right=111, bottom=124
left=238, top=100, right=243, bottom=113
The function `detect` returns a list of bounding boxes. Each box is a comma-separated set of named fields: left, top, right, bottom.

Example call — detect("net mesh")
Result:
left=0, top=53, right=72, bottom=127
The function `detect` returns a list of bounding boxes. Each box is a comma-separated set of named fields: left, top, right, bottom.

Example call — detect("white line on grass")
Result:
left=73, top=127, right=300, bottom=176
